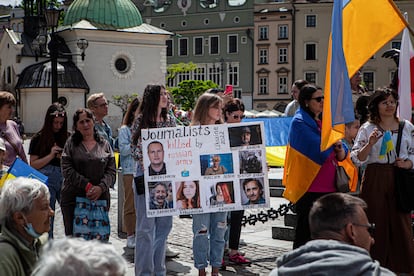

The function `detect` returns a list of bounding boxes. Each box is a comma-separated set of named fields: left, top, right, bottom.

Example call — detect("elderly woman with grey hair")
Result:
left=31, top=237, right=127, bottom=276
left=0, top=177, right=53, bottom=276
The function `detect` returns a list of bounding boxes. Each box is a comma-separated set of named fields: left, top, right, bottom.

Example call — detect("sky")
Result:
left=1, top=0, right=22, bottom=7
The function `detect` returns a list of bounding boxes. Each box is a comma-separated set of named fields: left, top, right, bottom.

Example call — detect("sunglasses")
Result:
left=352, top=222, right=376, bottom=236
left=231, top=114, right=245, bottom=120
left=311, top=96, right=324, bottom=102
left=49, top=111, right=66, bottom=117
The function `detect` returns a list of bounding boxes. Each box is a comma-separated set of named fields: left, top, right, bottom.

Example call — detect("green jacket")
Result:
left=0, top=222, right=47, bottom=276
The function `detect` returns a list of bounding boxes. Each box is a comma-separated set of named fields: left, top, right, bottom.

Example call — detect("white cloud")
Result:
left=1, top=0, right=22, bottom=7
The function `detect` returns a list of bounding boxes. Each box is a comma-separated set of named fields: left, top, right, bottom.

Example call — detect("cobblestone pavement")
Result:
left=53, top=184, right=290, bottom=275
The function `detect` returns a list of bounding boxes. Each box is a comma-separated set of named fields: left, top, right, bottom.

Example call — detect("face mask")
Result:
left=23, top=220, right=42, bottom=239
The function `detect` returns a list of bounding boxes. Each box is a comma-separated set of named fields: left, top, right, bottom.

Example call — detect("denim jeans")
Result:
left=39, top=164, right=62, bottom=238
left=192, top=212, right=227, bottom=270
left=134, top=190, right=172, bottom=276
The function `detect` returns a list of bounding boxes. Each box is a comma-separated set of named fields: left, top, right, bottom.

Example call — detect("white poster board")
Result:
left=141, top=121, right=269, bottom=217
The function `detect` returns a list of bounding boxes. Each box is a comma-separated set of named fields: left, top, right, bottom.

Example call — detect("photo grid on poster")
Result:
left=141, top=122, right=269, bottom=217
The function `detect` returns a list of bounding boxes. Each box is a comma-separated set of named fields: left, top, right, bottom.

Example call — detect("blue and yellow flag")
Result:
left=321, top=0, right=407, bottom=151
left=0, top=158, right=48, bottom=189
left=379, top=131, right=394, bottom=159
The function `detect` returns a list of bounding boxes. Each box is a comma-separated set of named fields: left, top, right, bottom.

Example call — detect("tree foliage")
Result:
left=110, top=93, right=139, bottom=116
left=166, top=62, right=197, bottom=81
left=170, top=80, right=218, bottom=111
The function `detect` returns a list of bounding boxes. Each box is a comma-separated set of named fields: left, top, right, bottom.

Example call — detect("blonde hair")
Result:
left=191, top=93, right=223, bottom=125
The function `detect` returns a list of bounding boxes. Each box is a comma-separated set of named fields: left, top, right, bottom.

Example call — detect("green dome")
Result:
left=63, top=0, right=143, bottom=29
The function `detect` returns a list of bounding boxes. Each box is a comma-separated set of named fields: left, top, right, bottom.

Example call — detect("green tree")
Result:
left=166, top=62, right=197, bottom=82
left=170, top=80, right=218, bottom=111
left=110, top=93, right=139, bottom=116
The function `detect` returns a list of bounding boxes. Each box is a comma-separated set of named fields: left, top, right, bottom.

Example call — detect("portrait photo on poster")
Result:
left=200, top=153, right=234, bottom=176
left=240, top=177, right=266, bottom=205
left=175, top=180, right=201, bottom=209
left=208, top=181, right=235, bottom=206
left=148, top=181, right=172, bottom=210
left=239, top=149, right=263, bottom=174
left=147, top=141, right=167, bottom=176
left=228, top=124, right=263, bottom=147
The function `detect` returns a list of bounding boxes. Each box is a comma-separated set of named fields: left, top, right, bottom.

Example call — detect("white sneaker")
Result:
left=165, top=246, right=179, bottom=258
left=127, top=235, right=135, bottom=249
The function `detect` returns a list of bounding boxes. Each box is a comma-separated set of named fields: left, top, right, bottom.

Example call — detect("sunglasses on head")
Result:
left=49, top=111, right=66, bottom=117
left=231, top=114, right=245, bottom=120
left=311, top=96, right=324, bottom=102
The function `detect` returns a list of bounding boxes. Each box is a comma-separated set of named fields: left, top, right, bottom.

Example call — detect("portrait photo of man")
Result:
left=241, top=178, right=265, bottom=205
left=147, top=141, right=166, bottom=176
left=228, top=124, right=262, bottom=147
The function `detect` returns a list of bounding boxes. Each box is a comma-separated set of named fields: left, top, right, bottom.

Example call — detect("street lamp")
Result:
left=43, top=3, right=89, bottom=104
left=45, top=2, right=62, bottom=103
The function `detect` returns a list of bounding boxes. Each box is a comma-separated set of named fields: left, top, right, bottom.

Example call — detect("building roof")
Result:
left=15, top=60, right=89, bottom=90
left=63, top=0, right=143, bottom=29
left=59, top=20, right=172, bottom=35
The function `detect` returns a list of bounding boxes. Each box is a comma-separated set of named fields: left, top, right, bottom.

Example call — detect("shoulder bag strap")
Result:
left=396, top=121, right=405, bottom=157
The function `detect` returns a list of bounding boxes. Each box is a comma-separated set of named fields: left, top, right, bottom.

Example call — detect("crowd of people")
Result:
left=282, top=75, right=414, bottom=274
left=0, top=72, right=413, bottom=276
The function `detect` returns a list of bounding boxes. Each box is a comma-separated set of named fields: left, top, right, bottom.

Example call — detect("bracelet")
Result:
left=85, top=182, right=93, bottom=193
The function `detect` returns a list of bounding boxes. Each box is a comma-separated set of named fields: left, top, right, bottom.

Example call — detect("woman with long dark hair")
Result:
left=60, top=108, right=116, bottom=238
left=118, top=97, right=139, bottom=248
left=351, top=88, right=414, bottom=273
left=29, top=102, right=69, bottom=238
left=283, top=84, right=346, bottom=249
left=130, top=84, right=176, bottom=275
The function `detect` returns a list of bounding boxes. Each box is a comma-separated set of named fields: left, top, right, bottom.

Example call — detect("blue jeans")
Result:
left=192, top=212, right=227, bottom=270
left=39, top=164, right=62, bottom=239
left=134, top=191, right=172, bottom=276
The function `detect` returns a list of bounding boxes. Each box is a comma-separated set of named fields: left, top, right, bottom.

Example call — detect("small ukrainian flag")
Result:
left=0, top=158, right=48, bottom=189
left=379, top=131, right=394, bottom=159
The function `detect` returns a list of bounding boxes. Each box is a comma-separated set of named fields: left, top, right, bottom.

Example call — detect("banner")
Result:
left=141, top=122, right=269, bottom=217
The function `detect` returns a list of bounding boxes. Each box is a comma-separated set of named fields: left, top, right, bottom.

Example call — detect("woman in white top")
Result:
left=351, top=87, right=414, bottom=274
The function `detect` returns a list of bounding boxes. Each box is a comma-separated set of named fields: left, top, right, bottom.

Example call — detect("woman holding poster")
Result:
left=130, top=84, right=176, bottom=275
left=190, top=92, right=226, bottom=276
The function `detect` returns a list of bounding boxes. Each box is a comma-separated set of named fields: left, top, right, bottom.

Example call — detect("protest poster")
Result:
left=141, top=121, right=269, bottom=217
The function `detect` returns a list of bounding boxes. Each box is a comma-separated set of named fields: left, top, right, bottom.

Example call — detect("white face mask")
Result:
left=23, top=218, right=42, bottom=239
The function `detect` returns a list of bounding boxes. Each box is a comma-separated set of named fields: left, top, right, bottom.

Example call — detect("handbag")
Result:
left=333, top=160, right=350, bottom=193
left=394, top=121, right=414, bottom=212
left=73, top=197, right=110, bottom=241
left=134, top=175, right=145, bottom=195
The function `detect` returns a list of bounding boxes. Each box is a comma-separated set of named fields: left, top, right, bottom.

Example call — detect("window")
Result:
left=304, top=72, right=317, bottom=84
left=279, top=77, right=288, bottom=94
left=228, top=35, right=238, bottom=54
left=177, top=71, right=191, bottom=83
left=259, top=77, right=268, bottom=94
left=166, top=40, right=173, bottom=56
left=210, top=36, right=219, bottom=55
left=391, top=41, right=401, bottom=50
left=200, top=0, right=218, bottom=8
left=209, top=66, right=221, bottom=86
left=306, top=15, right=316, bottom=27
left=179, top=38, right=188, bottom=56
left=194, top=67, right=206, bottom=81
left=279, top=48, right=288, bottom=63
left=259, top=26, right=268, bottom=40
left=228, top=64, right=239, bottom=86
left=278, top=25, right=288, bottom=39
left=228, top=0, right=246, bottom=6
left=259, top=49, right=268, bottom=64
left=305, top=43, right=316, bottom=60
left=194, top=37, right=203, bottom=56
left=234, top=88, right=242, bottom=99
left=363, top=72, right=375, bottom=91
left=6, top=66, right=11, bottom=84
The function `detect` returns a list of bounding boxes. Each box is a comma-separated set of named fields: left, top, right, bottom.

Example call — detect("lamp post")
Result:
left=45, top=3, right=62, bottom=103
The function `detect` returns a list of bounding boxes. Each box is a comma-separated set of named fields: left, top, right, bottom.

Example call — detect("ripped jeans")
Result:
left=192, top=212, right=227, bottom=270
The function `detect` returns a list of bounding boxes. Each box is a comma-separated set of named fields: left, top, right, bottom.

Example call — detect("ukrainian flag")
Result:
left=379, top=131, right=394, bottom=159
left=321, top=0, right=407, bottom=151
left=0, top=158, right=48, bottom=189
